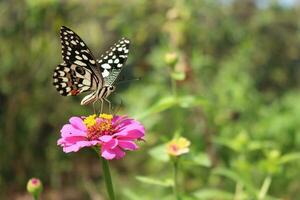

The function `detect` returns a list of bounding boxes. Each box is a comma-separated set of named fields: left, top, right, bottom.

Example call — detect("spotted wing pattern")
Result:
left=53, top=26, right=103, bottom=96
left=53, top=63, right=97, bottom=96
left=53, top=26, right=130, bottom=100
left=60, top=26, right=99, bottom=72
left=97, top=38, right=130, bottom=86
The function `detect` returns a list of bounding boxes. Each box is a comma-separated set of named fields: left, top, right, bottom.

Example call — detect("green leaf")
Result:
left=194, top=188, right=234, bottom=200
left=135, top=95, right=208, bottom=119
left=213, top=168, right=257, bottom=195
left=171, top=71, right=186, bottom=81
left=178, top=95, right=208, bottom=108
left=191, top=153, right=212, bottom=167
left=279, top=152, right=300, bottom=164
left=136, top=96, right=177, bottom=119
left=123, top=188, right=141, bottom=200
left=136, top=176, right=173, bottom=187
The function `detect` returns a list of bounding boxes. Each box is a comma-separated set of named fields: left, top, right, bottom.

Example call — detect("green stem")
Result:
left=94, top=147, right=116, bottom=200
left=101, top=157, right=116, bottom=200
left=173, top=159, right=180, bottom=200
left=168, top=64, right=177, bottom=96
left=33, top=193, right=38, bottom=200
left=234, top=182, right=243, bottom=200
left=258, top=175, right=272, bottom=200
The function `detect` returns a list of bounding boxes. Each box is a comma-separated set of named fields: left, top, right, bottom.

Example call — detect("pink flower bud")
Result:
left=27, top=178, right=42, bottom=197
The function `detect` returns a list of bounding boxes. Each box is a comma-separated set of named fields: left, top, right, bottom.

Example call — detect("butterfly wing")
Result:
left=53, top=26, right=104, bottom=98
left=53, top=26, right=130, bottom=105
left=59, top=26, right=103, bottom=87
left=97, top=38, right=130, bottom=86
left=53, top=63, right=98, bottom=96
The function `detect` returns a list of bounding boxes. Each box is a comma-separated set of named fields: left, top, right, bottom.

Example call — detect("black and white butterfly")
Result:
left=53, top=26, right=130, bottom=107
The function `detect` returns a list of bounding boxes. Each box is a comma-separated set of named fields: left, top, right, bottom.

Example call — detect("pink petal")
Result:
left=102, top=146, right=126, bottom=160
left=101, top=148, right=116, bottom=160
left=99, top=135, right=113, bottom=142
left=102, top=138, right=118, bottom=149
left=112, top=115, right=125, bottom=124
left=61, top=124, right=87, bottom=137
left=63, top=141, right=95, bottom=152
left=114, top=129, right=144, bottom=139
left=117, top=123, right=145, bottom=133
left=57, top=136, right=87, bottom=146
left=64, top=136, right=87, bottom=144
left=113, top=117, right=136, bottom=129
left=69, top=117, right=87, bottom=131
left=118, top=140, right=138, bottom=150
left=113, top=146, right=126, bottom=159
left=57, top=138, right=66, bottom=146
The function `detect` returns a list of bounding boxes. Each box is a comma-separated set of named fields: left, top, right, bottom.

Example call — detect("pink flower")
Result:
left=57, top=114, right=145, bottom=160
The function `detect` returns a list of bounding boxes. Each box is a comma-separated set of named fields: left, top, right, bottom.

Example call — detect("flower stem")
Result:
left=33, top=193, right=38, bottom=200
left=258, top=175, right=272, bottom=200
left=173, top=159, right=180, bottom=200
left=101, top=157, right=116, bottom=200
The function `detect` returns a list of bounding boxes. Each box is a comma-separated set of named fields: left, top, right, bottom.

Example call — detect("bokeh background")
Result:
left=1, top=0, right=300, bottom=199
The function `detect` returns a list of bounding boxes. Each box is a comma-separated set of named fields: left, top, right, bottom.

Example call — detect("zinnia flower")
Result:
left=166, top=137, right=191, bottom=157
left=57, top=114, right=145, bottom=160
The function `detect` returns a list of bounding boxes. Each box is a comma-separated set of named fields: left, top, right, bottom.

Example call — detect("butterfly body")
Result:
left=53, top=26, right=130, bottom=106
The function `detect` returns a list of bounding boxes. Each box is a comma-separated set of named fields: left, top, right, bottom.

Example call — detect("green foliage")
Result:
left=1, top=0, right=300, bottom=199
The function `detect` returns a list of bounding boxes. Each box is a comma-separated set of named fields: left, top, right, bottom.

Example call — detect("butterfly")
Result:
left=53, top=26, right=130, bottom=108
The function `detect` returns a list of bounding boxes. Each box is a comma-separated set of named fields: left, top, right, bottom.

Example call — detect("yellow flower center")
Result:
left=83, top=114, right=97, bottom=127
left=99, top=113, right=113, bottom=120
left=84, top=114, right=114, bottom=140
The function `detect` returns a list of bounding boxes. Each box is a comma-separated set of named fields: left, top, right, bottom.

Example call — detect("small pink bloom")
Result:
left=166, top=137, right=191, bottom=157
left=27, top=178, right=43, bottom=195
left=57, top=114, right=145, bottom=160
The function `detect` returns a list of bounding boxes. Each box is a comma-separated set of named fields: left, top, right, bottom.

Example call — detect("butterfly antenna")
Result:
left=116, top=77, right=141, bottom=86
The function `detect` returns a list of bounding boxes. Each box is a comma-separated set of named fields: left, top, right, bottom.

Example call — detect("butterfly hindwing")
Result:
left=97, top=38, right=130, bottom=85
left=53, top=63, right=97, bottom=96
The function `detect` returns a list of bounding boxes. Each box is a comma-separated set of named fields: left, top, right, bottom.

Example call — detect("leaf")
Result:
left=122, top=189, right=141, bottom=200
left=136, top=95, right=208, bottom=119
left=136, top=176, right=173, bottom=187
left=213, top=168, right=257, bottom=195
left=136, top=96, right=177, bottom=119
left=171, top=71, right=186, bottom=81
left=178, top=95, right=208, bottom=108
left=194, top=188, right=234, bottom=200
left=191, top=153, right=212, bottom=167
left=279, top=152, right=300, bottom=164
left=149, top=144, right=169, bottom=162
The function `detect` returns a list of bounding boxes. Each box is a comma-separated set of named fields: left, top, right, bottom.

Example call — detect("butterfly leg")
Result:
left=92, top=101, right=96, bottom=114
left=104, top=98, right=112, bottom=114
left=98, top=99, right=104, bottom=115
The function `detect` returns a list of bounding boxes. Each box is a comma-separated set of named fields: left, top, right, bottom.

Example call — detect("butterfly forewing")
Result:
left=54, top=26, right=104, bottom=97
left=60, top=26, right=103, bottom=82
left=97, top=38, right=130, bottom=85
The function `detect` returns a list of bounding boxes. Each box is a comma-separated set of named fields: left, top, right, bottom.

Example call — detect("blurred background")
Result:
left=1, top=0, right=300, bottom=199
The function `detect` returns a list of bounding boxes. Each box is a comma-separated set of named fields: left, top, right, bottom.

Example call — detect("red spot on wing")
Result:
left=71, top=89, right=80, bottom=96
